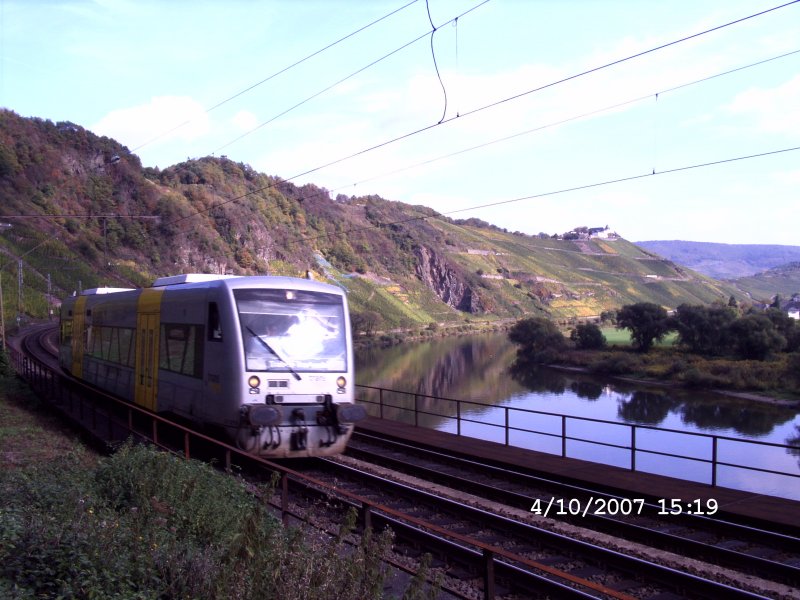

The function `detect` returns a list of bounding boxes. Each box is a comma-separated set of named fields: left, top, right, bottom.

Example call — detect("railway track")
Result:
left=14, top=325, right=798, bottom=599
left=343, top=431, right=800, bottom=586
left=300, top=452, right=794, bottom=599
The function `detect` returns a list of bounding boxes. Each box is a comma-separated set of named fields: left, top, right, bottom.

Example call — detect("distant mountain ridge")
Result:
left=635, top=241, right=800, bottom=280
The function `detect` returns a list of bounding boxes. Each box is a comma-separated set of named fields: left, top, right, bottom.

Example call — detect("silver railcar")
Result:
left=59, top=274, right=365, bottom=457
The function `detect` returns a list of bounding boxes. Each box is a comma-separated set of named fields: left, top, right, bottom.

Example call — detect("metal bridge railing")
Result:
left=356, top=384, right=800, bottom=497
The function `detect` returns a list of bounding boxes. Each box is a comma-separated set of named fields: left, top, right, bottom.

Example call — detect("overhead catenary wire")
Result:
left=335, top=48, right=800, bottom=192
left=210, top=0, right=489, bottom=156
left=426, top=0, right=448, bottom=124
left=282, top=0, right=800, bottom=186
left=131, top=0, right=421, bottom=153
left=162, top=1, right=798, bottom=231
left=284, top=145, right=800, bottom=247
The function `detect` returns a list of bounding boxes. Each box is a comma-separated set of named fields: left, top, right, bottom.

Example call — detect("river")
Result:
left=355, top=332, right=800, bottom=501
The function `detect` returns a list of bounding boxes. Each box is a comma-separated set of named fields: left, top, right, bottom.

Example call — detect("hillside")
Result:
left=636, top=240, right=800, bottom=280
left=729, top=262, right=800, bottom=302
left=0, top=110, right=739, bottom=328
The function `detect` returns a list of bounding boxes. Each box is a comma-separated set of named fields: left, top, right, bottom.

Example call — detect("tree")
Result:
left=599, top=310, right=617, bottom=325
left=729, top=314, right=786, bottom=360
left=763, top=307, right=798, bottom=351
left=673, top=304, right=736, bottom=356
left=616, top=302, right=671, bottom=352
left=570, top=322, right=607, bottom=350
left=508, top=317, right=566, bottom=363
left=350, top=310, right=382, bottom=337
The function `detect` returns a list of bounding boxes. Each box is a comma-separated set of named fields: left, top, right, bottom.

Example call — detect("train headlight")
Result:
left=336, top=376, right=346, bottom=389
left=248, top=376, right=261, bottom=389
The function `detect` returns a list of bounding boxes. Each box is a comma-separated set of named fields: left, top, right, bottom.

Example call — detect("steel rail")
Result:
left=346, top=432, right=800, bottom=584
left=317, top=457, right=774, bottom=600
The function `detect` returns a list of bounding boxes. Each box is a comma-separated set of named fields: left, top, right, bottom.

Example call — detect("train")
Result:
left=58, top=273, right=366, bottom=457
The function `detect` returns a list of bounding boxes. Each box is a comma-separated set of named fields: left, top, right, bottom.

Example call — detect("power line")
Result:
left=131, top=0, right=421, bottom=153
left=283, top=0, right=800, bottom=185
left=286, top=145, right=800, bottom=246
left=210, top=0, right=489, bottom=156
left=335, top=48, right=800, bottom=192
left=425, top=0, right=448, bottom=124
left=162, top=1, right=797, bottom=231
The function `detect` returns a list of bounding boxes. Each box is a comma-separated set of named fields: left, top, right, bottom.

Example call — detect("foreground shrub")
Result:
left=1, top=443, right=434, bottom=600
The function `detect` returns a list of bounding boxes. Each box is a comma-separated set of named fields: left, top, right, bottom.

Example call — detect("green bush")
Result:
left=1, top=442, right=434, bottom=600
left=682, top=367, right=727, bottom=389
left=590, top=353, right=641, bottom=376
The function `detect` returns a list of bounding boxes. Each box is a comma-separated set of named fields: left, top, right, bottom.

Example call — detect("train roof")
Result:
left=152, top=274, right=238, bottom=287
left=80, top=287, right=135, bottom=295
left=150, top=274, right=346, bottom=295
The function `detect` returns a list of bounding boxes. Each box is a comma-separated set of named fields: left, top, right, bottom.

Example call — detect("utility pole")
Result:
left=17, top=259, right=23, bottom=329
left=47, top=273, right=52, bottom=321
left=0, top=223, right=10, bottom=350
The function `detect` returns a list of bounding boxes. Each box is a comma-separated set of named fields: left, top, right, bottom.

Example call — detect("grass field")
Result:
left=601, top=327, right=678, bottom=347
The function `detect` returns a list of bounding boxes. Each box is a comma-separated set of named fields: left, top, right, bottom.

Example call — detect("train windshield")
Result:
left=235, top=289, right=347, bottom=373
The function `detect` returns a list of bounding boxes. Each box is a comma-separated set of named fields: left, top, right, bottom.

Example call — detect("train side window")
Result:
left=208, top=302, right=222, bottom=341
left=119, top=328, right=134, bottom=367
left=160, top=323, right=204, bottom=378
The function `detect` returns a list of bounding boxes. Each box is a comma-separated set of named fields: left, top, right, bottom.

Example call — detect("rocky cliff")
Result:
left=414, top=245, right=485, bottom=314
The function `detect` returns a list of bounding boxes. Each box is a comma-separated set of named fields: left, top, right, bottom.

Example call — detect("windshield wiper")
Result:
left=245, top=326, right=302, bottom=381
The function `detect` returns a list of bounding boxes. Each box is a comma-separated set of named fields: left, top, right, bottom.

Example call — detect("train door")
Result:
left=70, top=296, right=88, bottom=377
left=134, top=289, right=163, bottom=411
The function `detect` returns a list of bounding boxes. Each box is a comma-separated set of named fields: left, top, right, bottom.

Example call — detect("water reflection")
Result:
left=357, top=332, right=800, bottom=499
left=571, top=381, right=604, bottom=401
left=357, top=332, right=800, bottom=440
left=507, top=363, right=567, bottom=395
left=616, top=391, right=677, bottom=425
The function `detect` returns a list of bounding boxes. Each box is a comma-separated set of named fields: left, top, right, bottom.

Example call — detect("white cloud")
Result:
left=772, top=169, right=800, bottom=185
left=231, top=110, right=258, bottom=132
left=725, top=75, right=800, bottom=135
left=92, top=96, right=210, bottom=149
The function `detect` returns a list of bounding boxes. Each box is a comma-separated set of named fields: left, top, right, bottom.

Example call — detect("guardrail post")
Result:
left=362, top=504, right=372, bottom=531
left=184, top=432, right=191, bottom=459
left=631, top=426, right=636, bottom=472
left=561, top=415, right=567, bottom=457
left=457, top=400, right=461, bottom=437
left=505, top=407, right=509, bottom=446
left=152, top=419, right=158, bottom=445
left=379, top=387, right=384, bottom=419
left=483, top=548, right=495, bottom=600
left=414, top=394, right=419, bottom=427
left=711, top=436, right=718, bottom=487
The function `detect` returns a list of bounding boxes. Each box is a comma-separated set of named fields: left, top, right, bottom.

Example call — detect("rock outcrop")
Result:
left=414, top=246, right=484, bottom=313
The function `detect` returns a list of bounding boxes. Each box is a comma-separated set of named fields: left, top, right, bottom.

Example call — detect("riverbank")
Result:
left=536, top=346, right=800, bottom=408
left=354, top=317, right=515, bottom=350
left=546, top=363, right=800, bottom=408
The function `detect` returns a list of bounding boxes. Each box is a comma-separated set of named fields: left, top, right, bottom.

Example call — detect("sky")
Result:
left=1, top=0, right=799, bottom=245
